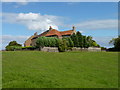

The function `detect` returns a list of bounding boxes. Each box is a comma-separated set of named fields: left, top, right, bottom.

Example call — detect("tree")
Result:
left=109, top=36, right=120, bottom=51
left=76, top=31, right=83, bottom=48
left=36, top=37, right=45, bottom=49
left=86, top=36, right=93, bottom=47
left=8, top=41, right=22, bottom=46
left=70, top=32, right=99, bottom=48
left=90, top=40, right=99, bottom=47
left=62, top=37, right=74, bottom=47
left=83, top=36, right=88, bottom=48
left=70, top=33, right=78, bottom=47
left=5, top=41, right=22, bottom=51
left=58, top=39, right=67, bottom=52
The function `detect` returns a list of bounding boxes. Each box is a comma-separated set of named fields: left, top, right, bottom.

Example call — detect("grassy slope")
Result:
left=2, top=51, right=118, bottom=88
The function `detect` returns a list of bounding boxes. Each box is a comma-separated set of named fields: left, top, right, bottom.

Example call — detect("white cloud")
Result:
left=76, top=19, right=118, bottom=30
left=2, top=12, right=62, bottom=32
left=1, top=35, right=29, bottom=50
left=2, top=12, right=118, bottom=32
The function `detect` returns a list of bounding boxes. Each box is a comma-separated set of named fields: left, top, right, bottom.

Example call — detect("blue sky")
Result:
left=1, top=2, right=118, bottom=49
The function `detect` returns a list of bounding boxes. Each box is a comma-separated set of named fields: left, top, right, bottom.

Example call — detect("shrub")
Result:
left=6, top=46, right=22, bottom=51
left=62, top=37, right=74, bottom=47
left=58, top=39, right=68, bottom=52
left=22, top=46, right=37, bottom=50
left=101, top=47, right=106, bottom=50
left=6, top=46, right=14, bottom=51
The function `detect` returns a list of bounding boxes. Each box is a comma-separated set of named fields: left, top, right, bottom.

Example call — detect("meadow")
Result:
left=2, top=51, right=118, bottom=88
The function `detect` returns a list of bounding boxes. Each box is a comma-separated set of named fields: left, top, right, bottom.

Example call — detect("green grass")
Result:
left=2, top=51, right=118, bottom=88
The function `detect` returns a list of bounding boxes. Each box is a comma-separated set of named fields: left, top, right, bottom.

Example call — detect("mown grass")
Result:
left=2, top=51, right=118, bottom=88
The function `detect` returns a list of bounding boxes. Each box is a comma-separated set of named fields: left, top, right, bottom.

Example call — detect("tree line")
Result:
left=36, top=31, right=100, bottom=52
left=70, top=31, right=100, bottom=48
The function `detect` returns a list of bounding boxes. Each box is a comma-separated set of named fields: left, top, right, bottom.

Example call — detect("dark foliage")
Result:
left=109, top=36, right=120, bottom=51
left=70, top=31, right=100, bottom=48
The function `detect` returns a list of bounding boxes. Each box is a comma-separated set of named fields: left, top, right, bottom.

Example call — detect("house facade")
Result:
left=24, top=26, right=76, bottom=47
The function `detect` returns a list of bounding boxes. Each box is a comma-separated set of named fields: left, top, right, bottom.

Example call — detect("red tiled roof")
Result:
left=45, top=29, right=61, bottom=37
left=38, top=29, right=74, bottom=37
left=60, top=30, right=74, bottom=35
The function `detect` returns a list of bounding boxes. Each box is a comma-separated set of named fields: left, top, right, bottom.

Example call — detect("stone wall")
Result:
left=72, top=47, right=101, bottom=52
left=41, top=47, right=101, bottom=52
left=88, top=47, right=101, bottom=52
left=72, top=47, right=88, bottom=51
left=41, top=47, right=59, bottom=52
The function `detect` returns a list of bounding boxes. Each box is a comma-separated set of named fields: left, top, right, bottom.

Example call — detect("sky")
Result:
left=1, top=2, right=118, bottom=49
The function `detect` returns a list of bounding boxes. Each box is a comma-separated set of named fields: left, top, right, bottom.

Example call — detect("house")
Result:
left=24, top=26, right=76, bottom=47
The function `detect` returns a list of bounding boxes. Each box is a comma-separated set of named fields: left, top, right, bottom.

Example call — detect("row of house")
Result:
left=24, top=26, right=76, bottom=47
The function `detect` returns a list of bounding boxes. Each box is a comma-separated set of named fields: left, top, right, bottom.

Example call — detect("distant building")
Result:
left=24, top=26, right=76, bottom=47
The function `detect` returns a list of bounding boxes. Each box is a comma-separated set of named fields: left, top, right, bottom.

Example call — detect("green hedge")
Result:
left=22, top=46, right=37, bottom=50
left=36, top=36, right=59, bottom=48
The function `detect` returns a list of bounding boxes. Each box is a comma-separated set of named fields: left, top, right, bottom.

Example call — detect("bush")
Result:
left=22, top=46, right=37, bottom=50
left=58, top=39, right=68, bottom=52
left=107, top=48, right=116, bottom=51
left=101, top=47, right=106, bottom=50
left=6, top=46, right=14, bottom=51
left=107, top=47, right=120, bottom=51
left=62, top=37, right=74, bottom=47
left=6, top=46, right=22, bottom=51
left=14, top=46, right=22, bottom=50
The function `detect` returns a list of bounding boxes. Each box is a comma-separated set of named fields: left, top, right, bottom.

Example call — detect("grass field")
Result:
left=2, top=51, right=118, bottom=88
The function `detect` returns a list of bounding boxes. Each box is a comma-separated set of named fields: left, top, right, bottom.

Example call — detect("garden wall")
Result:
left=72, top=47, right=101, bottom=52
left=88, top=47, right=101, bottom=52
left=15, top=47, right=101, bottom=52
left=41, top=47, right=101, bottom=52
left=41, top=47, right=59, bottom=52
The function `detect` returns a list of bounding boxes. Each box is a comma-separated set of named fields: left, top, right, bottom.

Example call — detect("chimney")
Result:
left=72, top=26, right=76, bottom=34
left=49, top=26, right=52, bottom=30
left=34, top=32, right=37, bottom=36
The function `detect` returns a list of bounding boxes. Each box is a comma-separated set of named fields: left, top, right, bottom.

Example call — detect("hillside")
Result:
left=2, top=51, right=118, bottom=88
